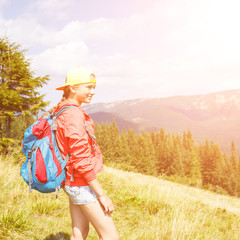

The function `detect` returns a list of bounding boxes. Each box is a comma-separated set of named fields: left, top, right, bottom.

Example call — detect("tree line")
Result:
left=94, top=120, right=240, bottom=197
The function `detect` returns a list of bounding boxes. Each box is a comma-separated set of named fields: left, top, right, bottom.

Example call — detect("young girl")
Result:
left=54, top=66, right=119, bottom=240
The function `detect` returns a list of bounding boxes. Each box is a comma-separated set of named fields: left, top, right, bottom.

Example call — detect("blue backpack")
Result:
left=21, top=106, right=76, bottom=198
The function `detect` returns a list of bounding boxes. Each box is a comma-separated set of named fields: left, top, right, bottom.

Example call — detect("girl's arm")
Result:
left=88, top=178, right=114, bottom=214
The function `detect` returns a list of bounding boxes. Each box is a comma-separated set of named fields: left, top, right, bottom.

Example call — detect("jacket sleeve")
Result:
left=65, top=107, right=96, bottom=182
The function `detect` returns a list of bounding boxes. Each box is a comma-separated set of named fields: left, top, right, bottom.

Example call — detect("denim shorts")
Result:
left=63, top=185, right=99, bottom=205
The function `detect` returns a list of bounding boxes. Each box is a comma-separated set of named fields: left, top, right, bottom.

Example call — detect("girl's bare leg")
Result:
left=69, top=200, right=90, bottom=240
left=80, top=200, right=119, bottom=240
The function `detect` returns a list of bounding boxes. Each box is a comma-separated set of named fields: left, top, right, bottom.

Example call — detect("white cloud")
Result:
left=41, top=18, right=121, bottom=46
left=0, top=0, right=8, bottom=9
left=0, top=16, right=49, bottom=51
left=28, top=0, right=77, bottom=20
left=34, top=0, right=75, bottom=9
left=1, top=0, right=240, bottom=104
left=31, top=41, right=90, bottom=75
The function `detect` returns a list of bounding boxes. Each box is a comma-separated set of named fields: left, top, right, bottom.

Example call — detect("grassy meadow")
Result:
left=1, top=153, right=240, bottom=240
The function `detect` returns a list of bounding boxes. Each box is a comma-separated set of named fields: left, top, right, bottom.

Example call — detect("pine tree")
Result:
left=135, top=131, right=157, bottom=176
left=211, top=143, right=225, bottom=187
left=0, top=37, right=49, bottom=138
left=229, top=141, right=240, bottom=196
left=109, top=120, right=121, bottom=163
left=221, top=153, right=233, bottom=194
left=126, top=128, right=139, bottom=166
left=169, top=133, right=184, bottom=176
left=95, top=122, right=112, bottom=164
left=155, top=128, right=168, bottom=174
left=182, top=132, right=201, bottom=185
left=230, top=141, right=238, bottom=168
left=200, top=140, right=217, bottom=186
left=119, top=128, right=132, bottom=169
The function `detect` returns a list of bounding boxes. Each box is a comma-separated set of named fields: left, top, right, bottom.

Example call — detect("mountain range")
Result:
left=84, top=89, right=240, bottom=154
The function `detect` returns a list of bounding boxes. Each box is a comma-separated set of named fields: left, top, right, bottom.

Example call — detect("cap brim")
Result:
left=56, top=80, right=96, bottom=90
left=56, top=85, right=66, bottom=90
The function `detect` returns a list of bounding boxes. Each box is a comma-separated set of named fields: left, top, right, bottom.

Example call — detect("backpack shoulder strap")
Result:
left=55, top=105, right=77, bottom=118
left=52, top=105, right=78, bottom=163
left=85, top=120, right=96, bottom=141
left=52, top=105, right=78, bottom=131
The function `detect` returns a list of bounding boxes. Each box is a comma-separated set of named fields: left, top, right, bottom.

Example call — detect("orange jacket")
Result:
left=54, top=100, right=103, bottom=186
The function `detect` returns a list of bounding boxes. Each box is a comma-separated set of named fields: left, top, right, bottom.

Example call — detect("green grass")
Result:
left=1, top=154, right=240, bottom=239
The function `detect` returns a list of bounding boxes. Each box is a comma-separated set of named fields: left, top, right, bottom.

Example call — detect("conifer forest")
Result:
left=94, top=120, right=240, bottom=197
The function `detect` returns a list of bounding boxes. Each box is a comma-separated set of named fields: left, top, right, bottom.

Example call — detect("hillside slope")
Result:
left=88, top=111, right=143, bottom=131
left=1, top=155, right=240, bottom=239
left=85, top=89, right=240, bottom=152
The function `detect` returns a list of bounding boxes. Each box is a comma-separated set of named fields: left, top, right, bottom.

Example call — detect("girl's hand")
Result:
left=98, top=194, right=114, bottom=214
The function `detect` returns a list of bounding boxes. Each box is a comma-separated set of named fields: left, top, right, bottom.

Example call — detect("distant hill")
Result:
left=88, top=111, right=143, bottom=131
left=84, top=89, right=240, bottom=153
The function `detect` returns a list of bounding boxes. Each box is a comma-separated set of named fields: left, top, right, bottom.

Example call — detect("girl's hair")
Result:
left=41, top=86, right=71, bottom=118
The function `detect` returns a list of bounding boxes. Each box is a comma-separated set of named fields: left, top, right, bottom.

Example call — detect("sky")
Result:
left=0, top=0, right=240, bottom=107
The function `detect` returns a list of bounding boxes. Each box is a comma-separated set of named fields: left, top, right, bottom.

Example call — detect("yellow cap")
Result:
left=56, top=66, right=96, bottom=90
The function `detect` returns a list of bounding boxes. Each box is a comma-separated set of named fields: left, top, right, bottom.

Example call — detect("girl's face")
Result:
left=70, top=83, right=96, bottom=105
